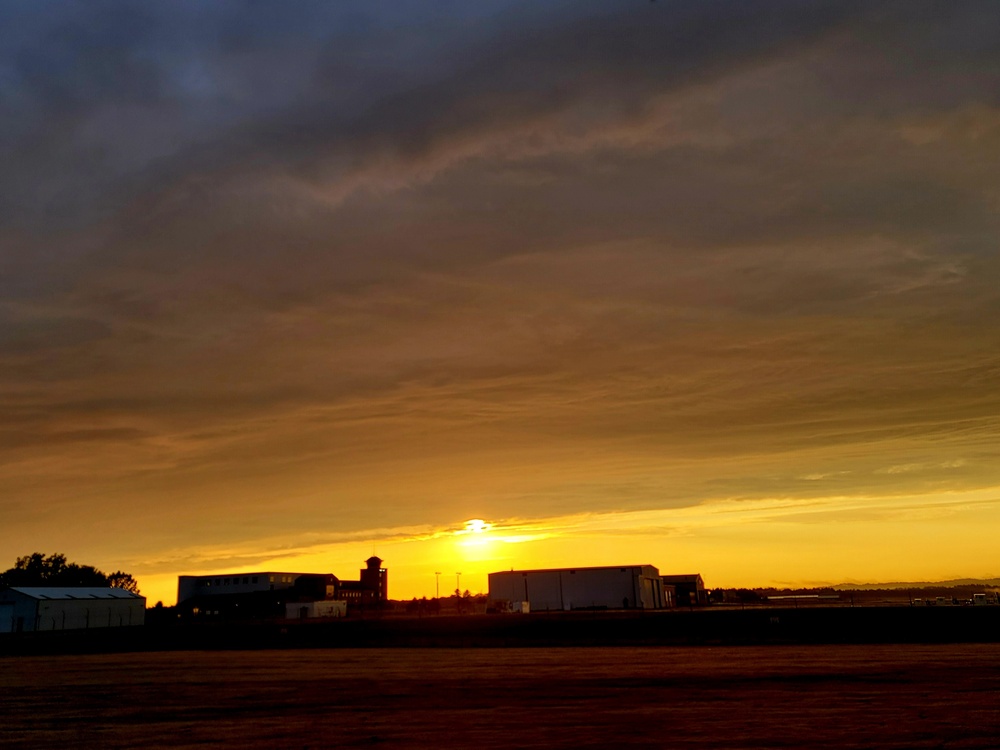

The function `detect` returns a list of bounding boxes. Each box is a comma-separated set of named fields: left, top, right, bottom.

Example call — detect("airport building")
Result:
left=176, top=557, right=387, bottom=619
left=661, top=574, right=708, bottom=606
left=0, top=587, right=145, bottom=633
left=177, top=571, right=315, bottom=605
left=337, top=556, right=388, bottom=607
left=488, top=565, right=667, bottom=611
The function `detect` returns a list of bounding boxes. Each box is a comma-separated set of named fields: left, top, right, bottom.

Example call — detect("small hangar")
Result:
left=662, top=573, right=708, bottom=606
left=0, top=587, right=145, bottom=633
left=489, top=565, right=667, bottom=611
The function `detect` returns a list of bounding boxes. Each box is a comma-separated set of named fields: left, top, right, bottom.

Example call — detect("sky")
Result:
left=2, top=1, right=999, bottom=606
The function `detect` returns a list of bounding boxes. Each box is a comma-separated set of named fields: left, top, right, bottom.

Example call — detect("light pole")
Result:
left=434, top=572, right=441, bottom=599
left=456, top=572, right=462, bottom=595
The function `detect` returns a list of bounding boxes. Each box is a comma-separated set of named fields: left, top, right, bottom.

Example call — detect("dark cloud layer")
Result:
left=1, top=1, right=999, bottom=583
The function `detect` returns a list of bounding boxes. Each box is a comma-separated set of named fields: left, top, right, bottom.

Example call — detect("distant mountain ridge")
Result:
left=830, top=578, right=1000, bottom=591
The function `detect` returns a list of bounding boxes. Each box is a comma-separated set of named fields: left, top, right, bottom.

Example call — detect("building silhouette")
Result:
left=337, top=557, right=388, bottom=607
left=661, top=574, right=707, bottom=606
left=175, top=559, right=387, bottom=620
left=489, top=565, right=667, bottom=611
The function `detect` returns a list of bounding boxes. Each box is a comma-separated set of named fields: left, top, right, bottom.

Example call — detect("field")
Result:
left=3, top=644, right=999, bottom=748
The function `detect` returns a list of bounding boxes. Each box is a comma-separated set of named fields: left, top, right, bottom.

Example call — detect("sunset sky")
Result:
left=2, top=1, right=999, bottom=606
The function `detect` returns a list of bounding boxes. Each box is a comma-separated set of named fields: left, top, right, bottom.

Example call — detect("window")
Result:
left=252, top=576, right=258, bottom=584
left=243, top=577, right=249, bottom=584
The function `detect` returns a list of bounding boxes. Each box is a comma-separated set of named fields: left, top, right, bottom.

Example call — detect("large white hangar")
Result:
left=488, top=565, right=667, bottom=611
left=0, top=587, right=145, bottom=633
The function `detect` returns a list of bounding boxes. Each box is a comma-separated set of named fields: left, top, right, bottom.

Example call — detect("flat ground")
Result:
left=2, top=645, right=999, bottom=748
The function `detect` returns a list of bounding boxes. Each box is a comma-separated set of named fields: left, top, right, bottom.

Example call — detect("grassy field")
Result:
left=3, top=644, right=999, bottom=748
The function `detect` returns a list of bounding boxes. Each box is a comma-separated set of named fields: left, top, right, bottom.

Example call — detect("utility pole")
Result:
left=434, top=572, right=441, bottom=599
left=456, top=572, right=462, bottom=595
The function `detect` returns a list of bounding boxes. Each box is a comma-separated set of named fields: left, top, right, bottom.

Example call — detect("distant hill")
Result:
left=830, top=578, right=1000, bottom=591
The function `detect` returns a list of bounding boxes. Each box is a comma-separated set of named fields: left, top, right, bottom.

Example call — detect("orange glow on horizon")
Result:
left=131, top=485, right=1000, bottom=608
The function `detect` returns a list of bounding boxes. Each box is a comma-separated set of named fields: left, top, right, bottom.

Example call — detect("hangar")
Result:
left=489, top=565, right=667, bottom=611
left=0, top=587, right=145, bottom=632
left=662, top=573, right=708, bottom=606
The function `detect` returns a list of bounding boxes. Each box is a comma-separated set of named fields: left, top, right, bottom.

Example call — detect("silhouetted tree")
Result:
left=106, top=571, right=141, bottom=594
left=0, top=552, right=139, bottom=594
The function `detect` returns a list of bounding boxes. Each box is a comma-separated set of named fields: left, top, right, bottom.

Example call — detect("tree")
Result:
left=106, top=571, right=141, bottom=595
left=0, top=552, right=139, bottom=594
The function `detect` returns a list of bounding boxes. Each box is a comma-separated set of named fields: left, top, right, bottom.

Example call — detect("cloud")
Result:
left=1, top=1, right=999, bottom=586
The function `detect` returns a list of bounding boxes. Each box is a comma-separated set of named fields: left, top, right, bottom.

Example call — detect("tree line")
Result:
left=0, top=552, right=140, bottom=594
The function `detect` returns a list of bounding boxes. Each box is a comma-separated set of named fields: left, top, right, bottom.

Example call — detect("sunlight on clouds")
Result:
left=455, top=518, right=493, bottom=543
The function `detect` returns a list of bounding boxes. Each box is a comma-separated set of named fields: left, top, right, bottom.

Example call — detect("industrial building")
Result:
left=176, top=557, right=387, bottom=619
left=661, top=574, right=708, bottom=606
left=0, top=587, right=145, bottom=633
left=177, top=570, right=316, bottom=605
left=489, top=565, right=667, bottom=611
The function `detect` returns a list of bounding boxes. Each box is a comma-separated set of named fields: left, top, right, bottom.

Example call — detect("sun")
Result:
left=462, top=519, right=492, bottom=535
left=455, top=519, right=495, bottom=557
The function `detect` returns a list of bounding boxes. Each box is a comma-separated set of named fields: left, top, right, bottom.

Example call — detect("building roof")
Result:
left=177, top=571, right=313, bottom=579
left=7, top=587, right=144, bottom=600
left=490, top=565, right=659, bottom=575
left=661, top=574, right=704, bottom=584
